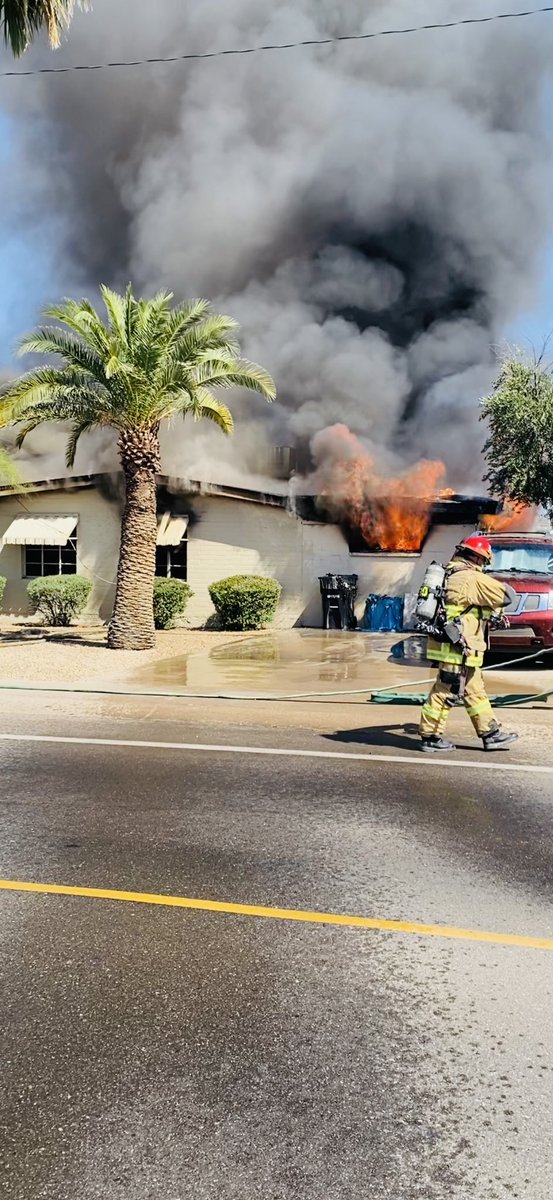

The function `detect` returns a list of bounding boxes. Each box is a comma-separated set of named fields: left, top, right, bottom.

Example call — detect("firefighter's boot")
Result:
left=482, top=725, right=519, bottom=751
left=420, top=735, right=457, bottom=753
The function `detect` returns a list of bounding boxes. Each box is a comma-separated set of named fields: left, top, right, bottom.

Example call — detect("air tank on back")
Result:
left=415, top=561, right=446, bottom=623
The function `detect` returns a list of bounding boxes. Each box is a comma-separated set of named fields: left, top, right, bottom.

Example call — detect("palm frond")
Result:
left=15, top=419, right=47, bottom=448
left=14, top=398, right=104, bottom=449
left=6, top=365, right=105, bottom=413
left=2, top=0, right=82, bottom=56
left=65, top=419, right=96, bottom=468
left=18, top=326, right=108, bottom=384
left=168, top=316, right=241, bottom=366
left=44, top=298, right=112, bottom=357
left=191, top=358, right=276, bottom=400
left=123, top=284, right=138, bottom=353
left=100, top=285, right=129, bottom=347
left=184, top=388, right=234, bottom=434
left=134, top=295, right=172, bottom=375
left=165, top=299, right=212, bottom=344
left=0, top=381, right=24, bottom=428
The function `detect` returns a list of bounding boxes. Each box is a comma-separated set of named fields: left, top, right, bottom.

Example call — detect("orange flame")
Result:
left=310, top=424, right=447, bottom=552
left=481, top=500, right=537, bottom=534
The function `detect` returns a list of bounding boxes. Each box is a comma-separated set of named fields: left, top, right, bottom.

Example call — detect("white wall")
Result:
left=187, top=495, right=304, bottom=627
left=187, top=506, right=477, bottom=627
left=0, top=487, right=120, bottom=620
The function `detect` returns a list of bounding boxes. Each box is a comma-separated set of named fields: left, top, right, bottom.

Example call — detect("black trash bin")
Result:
left=319, top=573, right=358, bottom=630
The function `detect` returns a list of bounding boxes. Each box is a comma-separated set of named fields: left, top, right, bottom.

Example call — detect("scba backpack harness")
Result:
left=415, top=562, right=468, bottom=653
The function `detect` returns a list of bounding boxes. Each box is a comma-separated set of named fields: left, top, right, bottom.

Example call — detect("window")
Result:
left=155, top=539, right=188, bottom=580
left=488, top=543, right=553, bottom=575
left=24, top=539, right=77, bottom=578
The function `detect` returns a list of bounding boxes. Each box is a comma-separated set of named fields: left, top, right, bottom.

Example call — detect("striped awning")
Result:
left=1, top=514, right=78, bottom=546
left=156, top=513, right=189, bottom=546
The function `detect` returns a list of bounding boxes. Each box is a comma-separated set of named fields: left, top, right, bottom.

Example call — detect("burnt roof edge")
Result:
left=0, top=473, right=500, bottom=521
left=0, top=472, right=287, bottom=508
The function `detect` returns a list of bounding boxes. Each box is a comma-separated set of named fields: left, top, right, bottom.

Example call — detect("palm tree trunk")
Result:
left=107, top=428, right=160, bottom=650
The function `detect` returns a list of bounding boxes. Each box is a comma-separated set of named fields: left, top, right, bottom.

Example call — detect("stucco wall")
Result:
left=0, top=487, right=120, bottom=620
left=187, top=496, right=304, bottom=627
left=187, top=506, right=478, bottom=627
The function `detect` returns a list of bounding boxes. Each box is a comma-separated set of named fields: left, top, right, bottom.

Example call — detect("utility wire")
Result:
left=0, top=6, right=552, bottom=78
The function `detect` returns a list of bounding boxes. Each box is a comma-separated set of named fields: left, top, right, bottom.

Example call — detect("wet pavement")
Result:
left=129, top=630, right=553, bottom=701
left=0, top=694, right=553, bottom=1197
left=129, top=630, right=415, bottom=697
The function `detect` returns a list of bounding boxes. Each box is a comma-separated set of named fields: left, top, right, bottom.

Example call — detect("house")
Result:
left=0, top=473, right=498, bottom=627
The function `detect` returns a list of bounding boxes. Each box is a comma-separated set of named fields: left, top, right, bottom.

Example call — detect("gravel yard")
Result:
left=0, top=620, right=255, bottom=685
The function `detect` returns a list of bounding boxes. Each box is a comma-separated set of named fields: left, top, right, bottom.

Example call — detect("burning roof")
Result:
left=480, top=500, right=538, bottom=535
left=294, top=493, right=499, bottom=554
left=292, top=423, right=498, bottom=552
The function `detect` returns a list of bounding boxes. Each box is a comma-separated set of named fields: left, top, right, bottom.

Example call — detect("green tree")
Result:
left=0, top=446, right=20, bottom=486
left=0, top=410, right=24, bottom=488
left=481, top=353, right=553, bottom=517
left=1, top=0, right=83, bottom=56
left=2, top=286, right=275, bottom=649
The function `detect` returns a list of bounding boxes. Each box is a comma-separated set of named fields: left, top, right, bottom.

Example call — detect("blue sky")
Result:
left=509, top=256, right=553, bottom=353
left=0, top=229, right=63, bottom=367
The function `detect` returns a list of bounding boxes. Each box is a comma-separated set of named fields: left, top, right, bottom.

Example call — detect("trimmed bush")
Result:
left=0, top=576, right=6, bottom=607
left=153, top=578, right=193, bottom=629
left=208, top=574, right=281, bottom=631
left=27, top=575, right=92, bottom=627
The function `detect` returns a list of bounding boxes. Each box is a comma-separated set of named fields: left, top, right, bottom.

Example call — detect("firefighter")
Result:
left=420, top=534, right=519, bottom=753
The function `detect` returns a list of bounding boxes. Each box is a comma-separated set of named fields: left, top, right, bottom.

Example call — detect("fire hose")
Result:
left=369, top=643, right=553, bottom=707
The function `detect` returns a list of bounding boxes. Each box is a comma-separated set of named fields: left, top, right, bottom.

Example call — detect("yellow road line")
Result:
left=1, top=878, right=552, bottom=951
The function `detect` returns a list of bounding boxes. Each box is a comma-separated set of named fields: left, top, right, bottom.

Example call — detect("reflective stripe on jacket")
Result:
left=426, top=639, right=484, bottom=668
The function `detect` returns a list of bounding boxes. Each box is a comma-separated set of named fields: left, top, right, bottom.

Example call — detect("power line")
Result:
left=0, top=6, right=552, bottom=78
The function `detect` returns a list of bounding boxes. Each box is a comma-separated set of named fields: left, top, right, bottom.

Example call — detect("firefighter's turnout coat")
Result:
left=420, top=557, right=514, bottom=739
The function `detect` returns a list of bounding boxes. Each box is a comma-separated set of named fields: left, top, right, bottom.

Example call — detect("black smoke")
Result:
left=1, top=0, right=552, bottom=488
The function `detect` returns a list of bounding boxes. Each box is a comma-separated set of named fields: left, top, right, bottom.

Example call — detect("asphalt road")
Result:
left=1, top=694, right=553, bottom=1199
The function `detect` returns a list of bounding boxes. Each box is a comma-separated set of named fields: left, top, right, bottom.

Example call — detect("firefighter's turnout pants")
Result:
left=420, top=662, right=495, bottom=739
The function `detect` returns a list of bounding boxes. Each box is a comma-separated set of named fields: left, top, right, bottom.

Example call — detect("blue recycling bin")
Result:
left=360, top=594, right=404, bottom=632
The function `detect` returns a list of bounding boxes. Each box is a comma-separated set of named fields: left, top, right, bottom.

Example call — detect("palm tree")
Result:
left=3, top=286, right=276, bottom=649
left=1, top=0, right=82, bottom=56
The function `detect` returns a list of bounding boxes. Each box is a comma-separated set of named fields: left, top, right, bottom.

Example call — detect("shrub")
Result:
left=0, top=576, right=6, bottom=607
left=27, top=575, right=92, bottom=627
left=208, top=574, right=281, bottom=631
left=153, top=578, right=193, bottom=629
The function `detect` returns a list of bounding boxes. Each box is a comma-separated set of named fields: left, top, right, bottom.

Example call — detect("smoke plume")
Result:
left=1, top=0, right=552, bottom=487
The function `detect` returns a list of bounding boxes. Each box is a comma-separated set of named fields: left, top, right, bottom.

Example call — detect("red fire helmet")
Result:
left=457, top=534, right=493, bottom=564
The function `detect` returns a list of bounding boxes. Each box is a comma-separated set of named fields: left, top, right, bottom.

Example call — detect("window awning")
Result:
left=1, top=514, right=78, bottom=546
left=156, top=513, right=189, bottom=547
